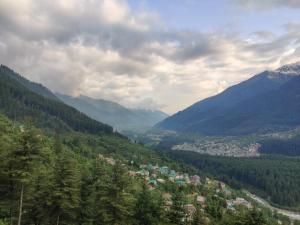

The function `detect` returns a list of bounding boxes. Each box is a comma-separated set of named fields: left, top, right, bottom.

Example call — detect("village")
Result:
left=99, top=154, right=254, bottom=221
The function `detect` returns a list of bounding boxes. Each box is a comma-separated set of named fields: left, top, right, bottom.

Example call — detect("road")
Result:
left=245, top=191, right=300, bottom=221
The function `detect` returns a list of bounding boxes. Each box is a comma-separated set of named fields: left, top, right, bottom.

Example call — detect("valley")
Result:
left=1, top=1, right=300, bottom=224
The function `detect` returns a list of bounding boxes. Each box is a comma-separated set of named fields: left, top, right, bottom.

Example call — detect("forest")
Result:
left=168, top=150, right=300, bottom=209
left=0, top=114, right=287, bottom=225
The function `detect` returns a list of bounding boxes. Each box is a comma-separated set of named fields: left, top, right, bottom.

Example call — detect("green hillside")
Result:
left=0, top=69, right=113, bottom=134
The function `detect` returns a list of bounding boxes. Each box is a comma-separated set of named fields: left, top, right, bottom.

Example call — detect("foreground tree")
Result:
left=168, top=189, right=186, bottom=225
left=9, top=125, right=44, bottom=225
left=134, top=182, right=164, bottom=225
left=51, top=150, right=80, bottom=225
left=97, top=163, right=133, bottom=225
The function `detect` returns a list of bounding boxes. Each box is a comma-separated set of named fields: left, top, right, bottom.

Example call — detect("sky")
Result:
left=0, top=0, right=300, bottom=114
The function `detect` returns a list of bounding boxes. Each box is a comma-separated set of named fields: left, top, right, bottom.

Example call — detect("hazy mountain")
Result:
left=0, top=65, right=60, bottom=101
left=56, top=94, right=168, bottom=132
left=156, top=62, right=300, bottom=135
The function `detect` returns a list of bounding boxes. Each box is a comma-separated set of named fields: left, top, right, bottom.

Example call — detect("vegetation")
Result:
left=169, top=150, right=300, bottom=209
left=0, top=70, right=113, bottom=134
left=260, top=136, right=300, bottom=156
left=0, top=114, right=292, bottom=224
left=0, top=66, right=296, bottom=224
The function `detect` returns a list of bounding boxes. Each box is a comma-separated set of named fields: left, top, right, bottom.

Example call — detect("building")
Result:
left=190, top=175, right=201, bottom=185
left=148, top=179, right=158, bottom=186
left=196, top=196, right=206, bottom=206
left=160, top=166, right=169, bottom=175
left=184, top=204, right=196, bottom=221
left=169, top=170, right=177, bottom=178
left=157, top=178, right=166, bottom=184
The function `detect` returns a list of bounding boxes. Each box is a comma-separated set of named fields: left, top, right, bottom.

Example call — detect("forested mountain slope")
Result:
left=0, top=65, right=60, bottom=101
left=157, top=63, right=300, bottom=135
left=0, top=68, right=113, bottom=134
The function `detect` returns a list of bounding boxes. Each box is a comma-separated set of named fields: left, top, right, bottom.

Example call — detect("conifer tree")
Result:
left=96, top=162, right=133, bottom=225
left=168, top=189, right=186, bottom=225
left=134, top=182, right=164, bottom=225
left=51, top=150, right=80, bottom=225
left=8, top=125, right=44, bottom=225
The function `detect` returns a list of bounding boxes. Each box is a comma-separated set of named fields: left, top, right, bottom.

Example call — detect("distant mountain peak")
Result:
left=274, top=62, right=300, bottom=75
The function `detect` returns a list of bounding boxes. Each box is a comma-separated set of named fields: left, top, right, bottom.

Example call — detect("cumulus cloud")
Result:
left=0, top=0, right=300, bottom=113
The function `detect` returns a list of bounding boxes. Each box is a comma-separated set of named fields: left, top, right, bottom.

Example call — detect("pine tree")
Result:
left=242, top=208, right=268, bottom=225
left=51, top=150, right=80, bottom=225
left=11, top=125, right=44, bottom=225
left=168, top=189, right=186, bottom=225
left=134, top=182, right=164, bottom=225
left=192, top=205, right=206, bottom=225
left=78, top=167, right=96, bottom=225
left=96, top=162, right=133, bottom=225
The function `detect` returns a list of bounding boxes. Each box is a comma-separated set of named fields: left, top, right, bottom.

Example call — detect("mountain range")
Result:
left=56, top=94, right=168, bottom=133
left=156, top=62, right=300, bottom=135
left=0, top=65, right=167, bottom=134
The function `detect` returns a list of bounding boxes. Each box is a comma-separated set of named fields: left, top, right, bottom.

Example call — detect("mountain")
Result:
left=56, top=94, right=168, bottom=132
left=0, top=65, right=60, bottom=101
left=156, top=62, right=300, bottom=135
left=0, top=66, right=113, bottom=134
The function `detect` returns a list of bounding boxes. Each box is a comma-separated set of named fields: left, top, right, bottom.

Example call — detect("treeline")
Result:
left=169, top=151, right=300, bottom=208
left=0, top=71, right=113, bottom=134
left=259, top=136, right=300, bottom=156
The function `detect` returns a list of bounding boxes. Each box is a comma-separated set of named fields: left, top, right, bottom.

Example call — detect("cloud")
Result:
left=232, top=0, right=300, bottom=10
left=0, top=0, right=300, bottom=114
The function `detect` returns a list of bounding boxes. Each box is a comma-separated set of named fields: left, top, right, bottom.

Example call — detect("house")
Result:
left=163, top=193, right=172, bottom=201
left=106, top=157, right=115, bottom=165
left=175, top=174, right=184, bottom=180
left=184, top=204, right=196, bottom=221
left=169, top=177, right=175, bottom=182
left=163, top=193, right=173, bottom=209
left=196, top=196, right=206, bottom=206
left=148, top=179, right=157, bottom=186
left=176, top=180, right=186, bottom=186
left=228, top=198, right=252, bottom=209
left=169, top=170, right=177, bottom=178
left=157, top=178, right=166, bottom=184
left=206, top=177, right=212, bottom=184
left=140, top=164, right=147, bottom=169
left=160, top=166, right=169, bottom=175
left=233, top=198, right=252, bottom=208
left=185, top=176, right=191, bottom=184
left=137, top=169, right=149, bottom=177
left=147, top=164, right=154, bottom=171
left=226, top=200, right=236, bottom=211
left=190, top=175, right=201, bottom=185
left=151, top=173, right=157, bottom=178
left=224, top=189, right=232, bottom=196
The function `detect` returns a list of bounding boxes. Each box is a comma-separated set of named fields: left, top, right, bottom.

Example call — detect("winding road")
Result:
left=245, top=191, right=300, bottom=221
